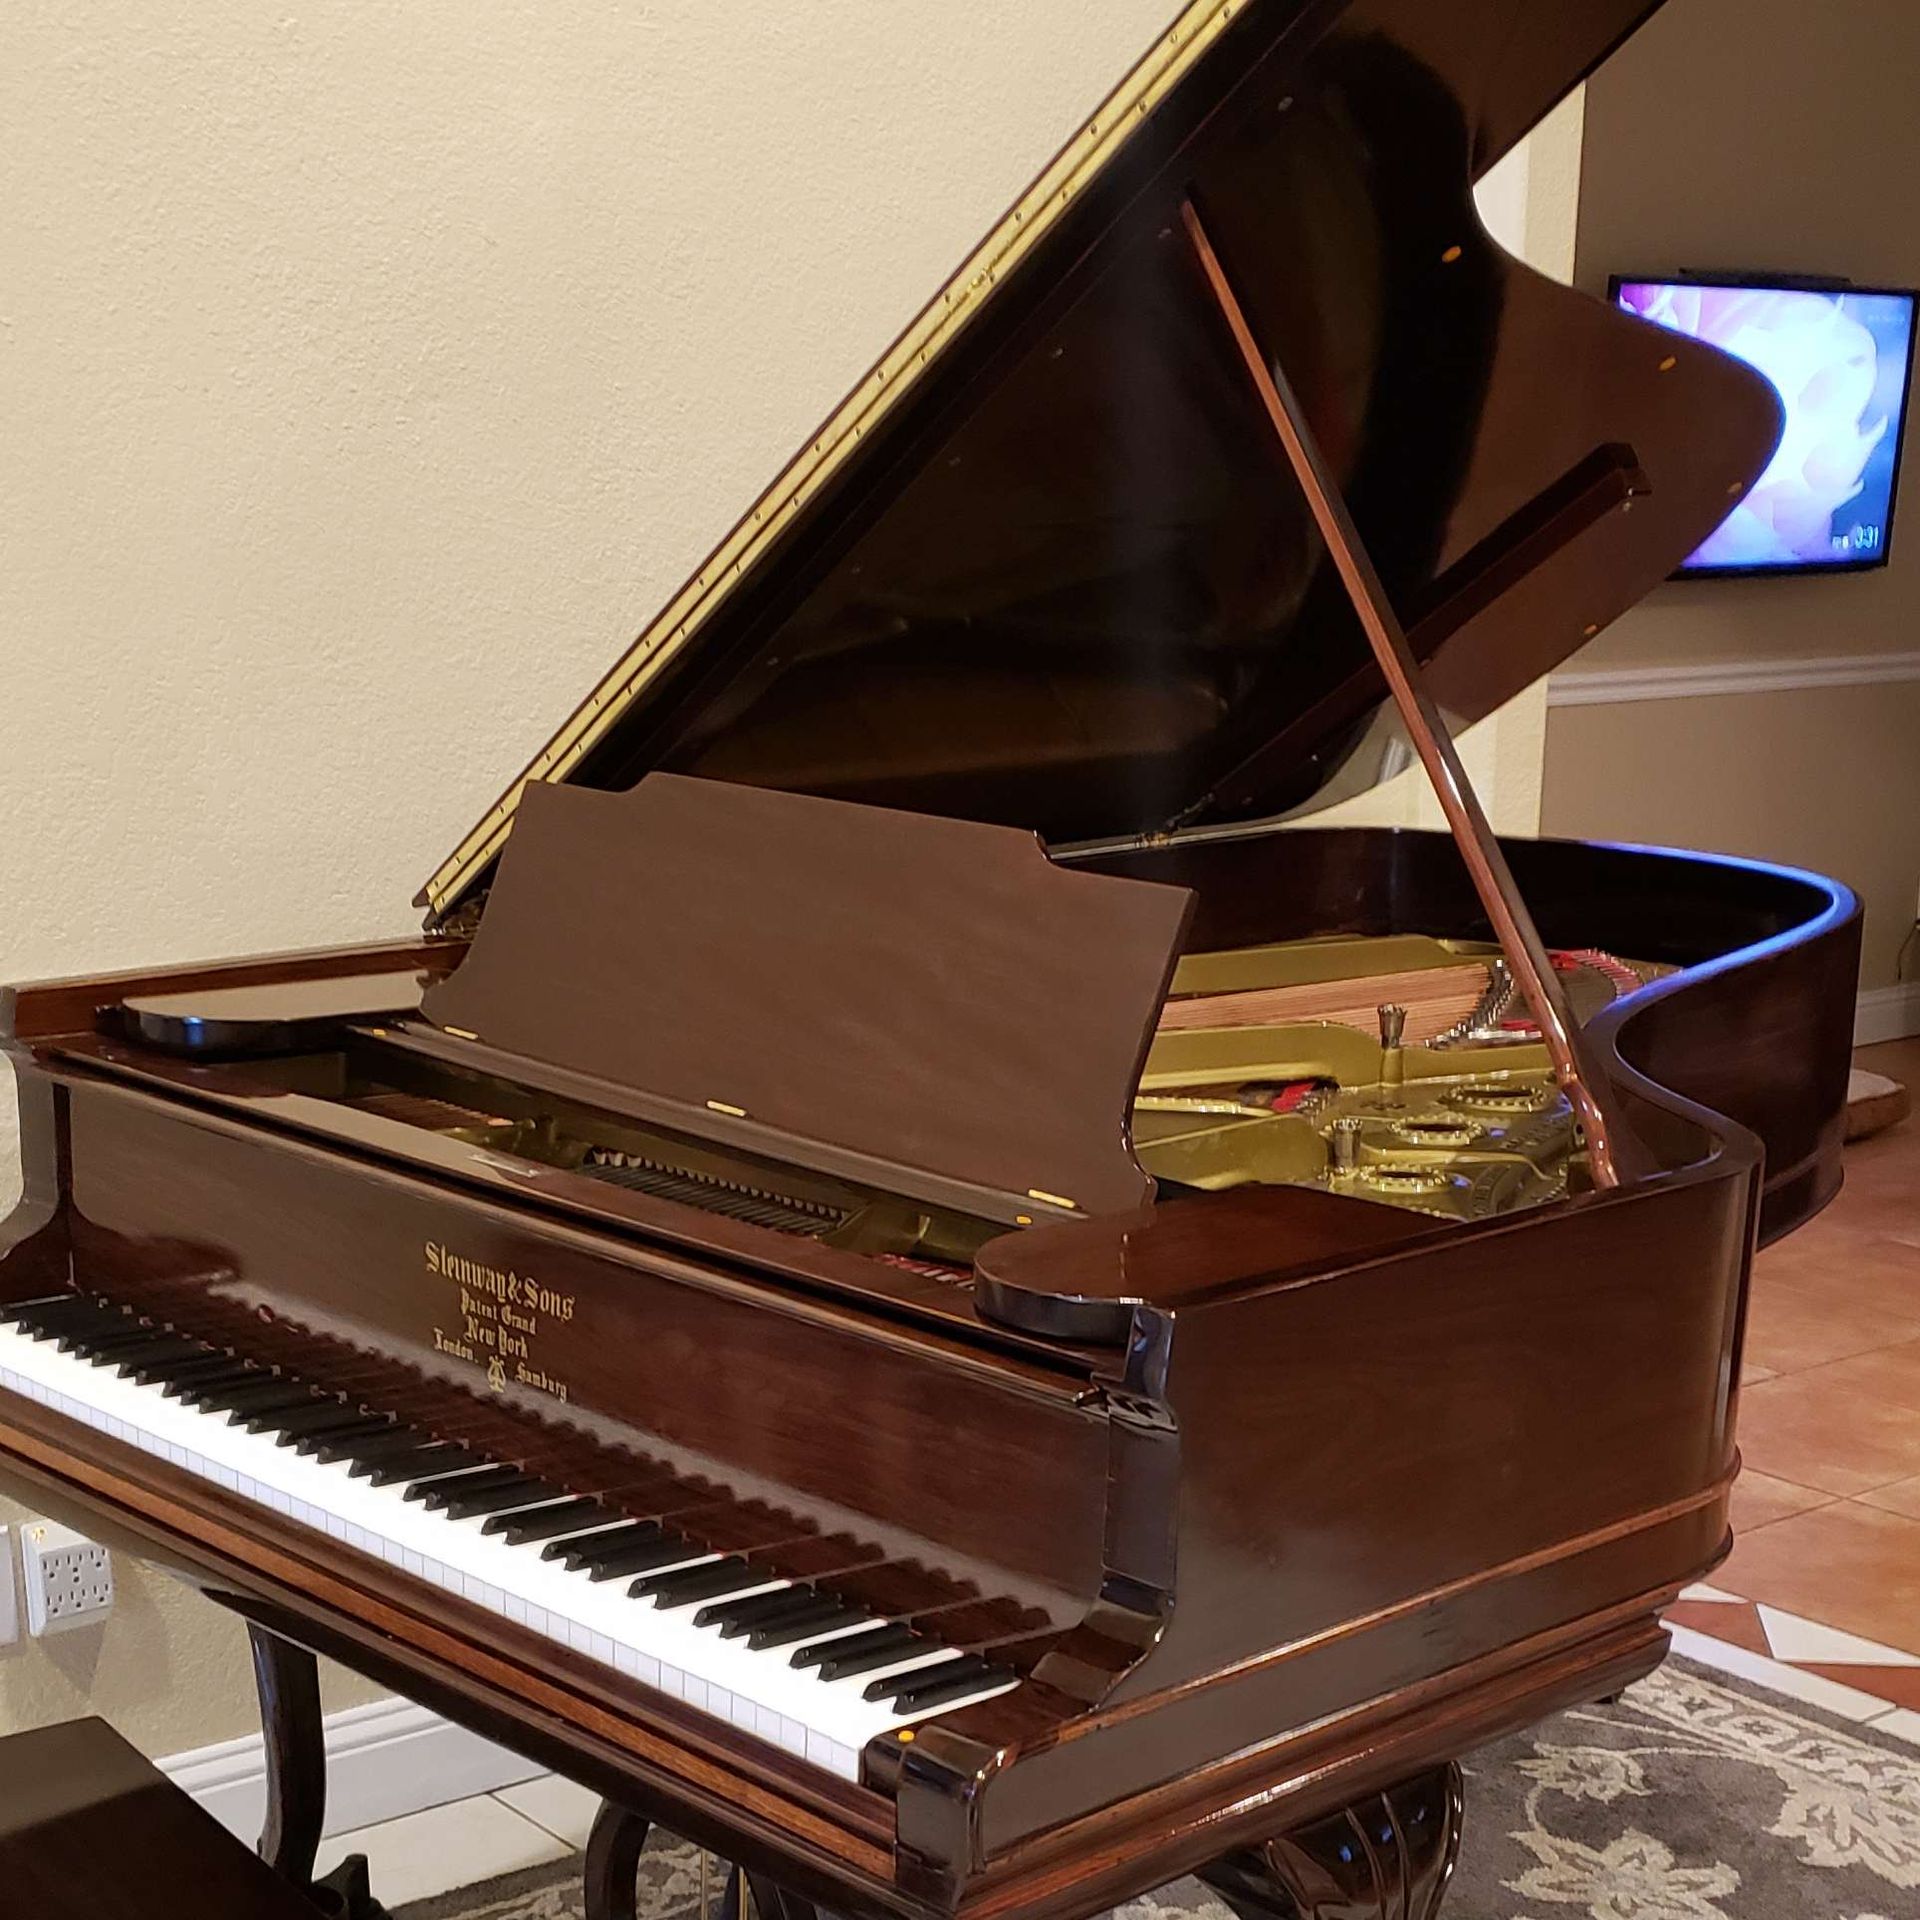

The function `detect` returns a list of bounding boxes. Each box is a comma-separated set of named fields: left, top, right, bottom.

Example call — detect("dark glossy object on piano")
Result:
left=0, top=4, right=1861, bottom=1920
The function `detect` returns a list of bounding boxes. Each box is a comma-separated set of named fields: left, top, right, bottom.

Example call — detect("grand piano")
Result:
left=0, top=3, right=1863, bottom=1918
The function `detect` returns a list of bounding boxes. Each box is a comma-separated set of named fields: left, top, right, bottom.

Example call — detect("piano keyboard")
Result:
left=0, top=1293, right=1021, bottom=1781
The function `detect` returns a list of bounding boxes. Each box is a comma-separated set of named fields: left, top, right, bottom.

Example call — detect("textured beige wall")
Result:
left=1547, top=0, right=1920, bottom=990
left=1543, top=683, right=1920, bottom=990
left=0, top=4, right=1573, bottom=1758
left=0, top=1496, right=383, bottom=1752
left=0, top=0, right=1190, bottom=1761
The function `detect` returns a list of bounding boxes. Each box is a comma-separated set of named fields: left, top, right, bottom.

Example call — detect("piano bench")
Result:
left=0, top=1717, right=334, bottom=1918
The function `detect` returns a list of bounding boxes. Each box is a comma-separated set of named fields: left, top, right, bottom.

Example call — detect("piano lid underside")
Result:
left=422, top=0, right=1778, bottom=917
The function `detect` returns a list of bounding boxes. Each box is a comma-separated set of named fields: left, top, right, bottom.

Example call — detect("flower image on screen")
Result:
left=1613, top=280, right=1918, bottom=575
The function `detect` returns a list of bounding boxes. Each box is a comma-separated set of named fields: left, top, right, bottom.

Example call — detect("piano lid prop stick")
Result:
left=1177, top=197, right=1634, bottom=1190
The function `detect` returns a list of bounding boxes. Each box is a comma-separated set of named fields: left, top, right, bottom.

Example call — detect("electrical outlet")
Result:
left=0, top=1526, right=17, bottom=1646
left=20, top=1522, right=113, bottom=1636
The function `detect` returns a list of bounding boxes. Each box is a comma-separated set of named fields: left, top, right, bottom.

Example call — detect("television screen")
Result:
left=1611, top=277, right=1918, bottom=576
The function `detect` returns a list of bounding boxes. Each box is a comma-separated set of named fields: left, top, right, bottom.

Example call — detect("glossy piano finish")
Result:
left=421, top=0, right=1777, bottom=921
left=0, top=808, right=1853, bottom=1918
left=420, top=775, right=1194, bottom=1225
left=0, top=0, right=1861, bottom=1915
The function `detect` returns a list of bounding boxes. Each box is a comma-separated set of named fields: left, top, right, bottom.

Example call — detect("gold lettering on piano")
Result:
left=423, top=1241, right=576, bottom=1405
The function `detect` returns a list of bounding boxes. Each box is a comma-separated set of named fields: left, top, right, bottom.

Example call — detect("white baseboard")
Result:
left=160, top=1694, right=547, bottom=1844
left=1856, top=983, right=1920, bottom=1046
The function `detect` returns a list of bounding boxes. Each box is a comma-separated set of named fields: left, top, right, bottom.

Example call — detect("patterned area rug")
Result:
left=396, top=1661, right=1920, bottom=1920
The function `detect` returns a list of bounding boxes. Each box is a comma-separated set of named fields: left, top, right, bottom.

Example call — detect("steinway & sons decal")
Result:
left=425, top=1240, right=576, bottom=1403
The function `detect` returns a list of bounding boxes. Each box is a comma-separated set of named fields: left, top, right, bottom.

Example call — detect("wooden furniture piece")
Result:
left=0, top=5, right=1865, bottom=1920
left=0, top=1715, right=352, bottom=1918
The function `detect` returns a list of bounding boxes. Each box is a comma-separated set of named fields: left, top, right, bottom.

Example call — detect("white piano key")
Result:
left=0, top=1323, right=1020, bottom=1778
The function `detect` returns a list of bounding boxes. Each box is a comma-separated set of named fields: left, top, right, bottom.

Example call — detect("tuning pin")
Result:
left=1377, top=1003, right=1407, bottom=1098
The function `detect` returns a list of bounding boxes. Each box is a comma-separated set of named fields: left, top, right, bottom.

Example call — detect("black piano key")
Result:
left=28, top=1309, right=126, bottom=1347
left=859, top=1653, right=973, bottom=1707
left=246, top=1399, right=362, bottom=1439
left=691, top=1586, right=811, bottom=1632
left=746, top=1601, right=866, bottom=1651
left=164, top=1363, right=267, bottom=1401
left=408, top=1464, right=525, bottom=1509
left=292, top=1416, right=397, bottom=1458
left=545, top=1521, right=662, bottom=1569
left=628, top=1557, right=754, bottom=1607
left=58, top=1322, right=154, bottom=1357
left=484, top=1499, right=612, bottom=1545
left=691, top=1582, right=810, bottom=1628
left=321, top=1425, right=432, bottom=1468
left=802, top=1624, right=922, bottom=1679
left=17, top=1299, right=115, bottom=1338
left=100, top=1335, right=200, bottom=1372
left=214, top=1381, right=320, bottom=1420
left=580, top=1534, right=701, bottom=1583
left=693, top=1585, right=818, bottom=1635
left=354, top=1443, right=475, bottom=1487
left=119, top=1345, right=225, bottom=1385
left=869, top=1658, right=1009, bottom=1715
left=434, top=1477, right=567, bottom=1523
left=1, top=1293, right=94, bottom=1328
left=44, top=1300, right=135, bottom=1333
left=176, top=1372, right=282, bottom=1412
left=790, top=1619, right=913, bottom=1671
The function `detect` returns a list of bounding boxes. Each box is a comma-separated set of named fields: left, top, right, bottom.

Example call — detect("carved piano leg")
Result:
left=583, top=1801, right=653, bottom=1920
left=1197, top=1763, right=1464, bottom=1920
left=249, top=1623, right=326, bottom=1888
left=248, top=1623, right=393, bottom=1918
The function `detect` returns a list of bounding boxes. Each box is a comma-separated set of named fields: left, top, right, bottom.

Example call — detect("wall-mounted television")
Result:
left=1609, top=275, right=1918, bottom=577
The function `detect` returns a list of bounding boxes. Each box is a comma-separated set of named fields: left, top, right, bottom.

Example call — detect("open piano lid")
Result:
left=419, top=0, right=1779, bottom=927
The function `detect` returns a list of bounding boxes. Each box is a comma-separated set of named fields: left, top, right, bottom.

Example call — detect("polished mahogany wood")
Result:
left=39, top=1026, right=1097, bottom=1370
left=43, top=1074, right=1110, bottom=1606
left=250, top=1624, right=327, bottom=1891
left=0, top=936, right=454, bottom=1046
left=974, top=1184, right=1437, bottom=1341
left=0, top=1718, right=328, bottom=1919
left=0, top=816, right=1855, bottom=1920
left=422, top=774, right=1193, bottom=1222
left=586, top=1802, right=656, bottom=1920
left=1199, top=1764, right=1462, bottom=1920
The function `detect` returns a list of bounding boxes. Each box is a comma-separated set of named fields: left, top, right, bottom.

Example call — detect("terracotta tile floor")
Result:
left=1715, top=1036, right=1920, bottom=1656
